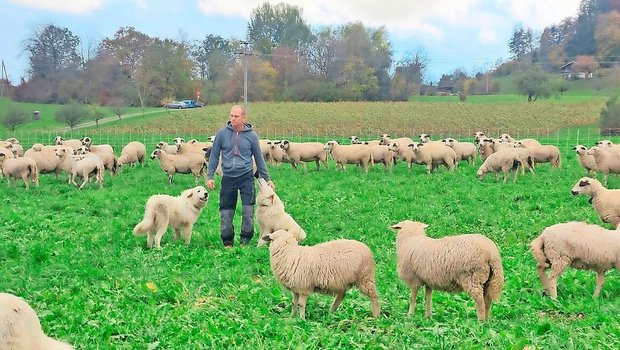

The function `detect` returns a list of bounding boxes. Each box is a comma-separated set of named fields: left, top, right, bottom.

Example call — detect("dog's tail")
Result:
left=133, top=202, right=161, bottom=236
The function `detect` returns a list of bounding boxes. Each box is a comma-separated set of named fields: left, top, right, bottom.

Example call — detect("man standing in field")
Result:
left=206, top=105, right=274, bottom=248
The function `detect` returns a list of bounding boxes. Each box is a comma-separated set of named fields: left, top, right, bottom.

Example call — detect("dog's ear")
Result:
left=262, top=234, right=272, bottom=243
left=269, top=193, right=275, bottom=205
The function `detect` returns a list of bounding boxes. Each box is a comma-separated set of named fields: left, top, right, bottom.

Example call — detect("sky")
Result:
left=0, top=0, right=582, bottom=83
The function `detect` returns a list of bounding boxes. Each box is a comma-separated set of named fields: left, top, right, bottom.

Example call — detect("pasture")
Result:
left=1, top=100, right=620, bottom=349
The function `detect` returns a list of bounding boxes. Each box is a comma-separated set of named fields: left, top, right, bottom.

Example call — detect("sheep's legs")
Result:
left=536, top=265, right=551, bottom=296
left=424, top=286, right=433, bottom=318
left=547, top=259, right=569, bottom=299
left=330, top=292, right=345, bottom=313
left=291, top=292, right=299, bottom=317
left=594, top=270, right=606, bottom=298
left=466, top=286, right=486, bottom=321
left=173, top=228, right=181, bottom=241
left=20, top=173, right=29, bottom=189
left=298, top=294, right=308, bottom=319
left=483, top=289, right=493, bottom=320
left=407, top=283, right=421, bottom=316
left=358, top=279, right=380, bottom=317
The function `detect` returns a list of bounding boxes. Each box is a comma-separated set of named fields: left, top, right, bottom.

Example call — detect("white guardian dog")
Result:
left=255, top=178, right=307, bottom=247
left=133, top=186, right=209, bottom=249
left=0, top=293, right=73, bottom=350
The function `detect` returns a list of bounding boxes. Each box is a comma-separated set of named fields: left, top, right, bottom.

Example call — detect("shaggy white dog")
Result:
left=133, top=186, right=209, bottom=249
left=255, top=178, right=307, bottom=247
left=0, top=293, right=73, bottom=350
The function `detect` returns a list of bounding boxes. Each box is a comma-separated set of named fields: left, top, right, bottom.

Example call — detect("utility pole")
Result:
left=0, top=59, right=9, bottom=98
left=242, top=41, right=249, bottom=109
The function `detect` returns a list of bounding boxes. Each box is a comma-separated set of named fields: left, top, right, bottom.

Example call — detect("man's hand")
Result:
left=207, top=179, right=215, bottom=190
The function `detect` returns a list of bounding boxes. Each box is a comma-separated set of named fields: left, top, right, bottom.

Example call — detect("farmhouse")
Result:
left=560, top=61, right=594, bottom=79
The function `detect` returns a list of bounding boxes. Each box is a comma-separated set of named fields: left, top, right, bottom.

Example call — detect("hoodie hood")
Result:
left=226, top=121, right=253, bottom=132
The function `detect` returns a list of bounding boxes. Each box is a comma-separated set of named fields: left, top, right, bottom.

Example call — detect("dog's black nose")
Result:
left=571, top=191, right=578, bottom=195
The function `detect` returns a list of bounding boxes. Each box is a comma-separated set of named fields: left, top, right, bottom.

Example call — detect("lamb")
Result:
left=500, top=133, right=541, bottom=148
left=4, top=138, right=24, bottom=157
left=255, top=178, right=307, bottom=247
left=571, top=177, right=620, bottom=229
left=70, top=153, right=105, bottom=189
left=572, top=145, right=598, bottom=176
left=75, top=146, right=117, bottom=175
left=156, top=141, right=179, bottom=155
left=262, top=229, right=380, bottom=319
left=0, top=292, right=74, bottom=350
left=408, top=142, right=456, bottom=174
left=390, top=220, right=504, bottom=321
left=54, top=136, right=83, bottom=150
left=280, top=140, right=328, bottom=171
left=441, top=138, right=476, bottom=165
left=476, top=149, right=522, bottom=183
left=117, top=141, right=147, bottom=168
left=387, top=142, right=416, bottom=169
left=150, top=149, right=207, bottom=185
left=323, top=140, right=371, bottom=172
left=0, top=152, right=39, bottom=188
left=523, top=144, right=561, bottom=168
left=586, top=146, right=620, bottom=186
left=531, top=221, right=620, bottom=299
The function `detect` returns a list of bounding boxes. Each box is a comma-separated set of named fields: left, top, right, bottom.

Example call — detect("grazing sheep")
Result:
left=280, top=140, right=328, bottom=171
left=262, top=229, right=380, bottom=319
left=255, top=178, right=307, bottom=247
left=0, top=293, right=74, bottom=350
left=572, top=145, right=598, bottom=176
left=156, top=141, right=179, bottom=155
left=441, top=138, right=476, bottom=165
left=531, top=221, right=620, bottom=299
left=408, top=142, right=457, bottom=174
left=4, top=138, right=24, bottom=157
left=54, top=136, right=83, bottom=150
left=70, top=153, right=105, bottom=189
left=571, top=177, right=620, bottom=229
left=476, top=149, right=522, bottom=183
left=587, top=146, right=620, bottom=186
left=150, top=149, right=207, bottom=185
left=0, top=152, right=39, bottom=188
left=117, top=141, right=147, bottom=168
left=323, top=141, right=371, bottom=172
left=391, top=220, right=504, bottom=321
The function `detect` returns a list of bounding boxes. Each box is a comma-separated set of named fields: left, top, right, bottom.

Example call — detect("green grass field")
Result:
left=1, top=98, right=620, bottom=348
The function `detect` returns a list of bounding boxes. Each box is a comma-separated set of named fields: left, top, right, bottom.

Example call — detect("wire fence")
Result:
left=2, top=128, right=619, bottom=154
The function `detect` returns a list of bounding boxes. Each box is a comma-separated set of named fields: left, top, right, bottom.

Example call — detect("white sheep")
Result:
left=572, top=145, right=598, bottom=176
left=70, top=153, right=105, bottom=189
left=419, top=133, right=442, bottom=144
left=4, top=138, right=24, bottom=157
left=0, top=152, right=39, bottom=188
left=521, top=144, right=561, bottom=168
left=531, top=221, right=620, bottom=299
left=23, top=148, right=64, bottom=178
left=379, top=134, right=414, bottom=147
left=390, top=220, right=504, bottom=321
left=595, top=139, right=620, bottom=155
left=150, top=149, right=207, bottom=185
left=0, top=292, right=74, bottom=350
left=267, top=141, right=291, bottom=166
left=54, top=136, right=83, bottom=150
left=441, top=138, right=476, bottom=165
left=349, top=135, right=380, bottom=146
left=178, top=139, right=212, bottom=156
left=262, top=229, right=380, bottom=319
left=500, top=133, right=541, bottom=148
left=366, top=144, right=394, bottom=170
left=117, top=141, right=147, bottom=168
left=280, top=140, right=328, bottom=171
left=387, top=142, right=415, bottom=169
left=474, top=131, right=487, bottom=144
left=323, top=141, right=371, bottom=172
left=156, top=141, right=179, bottom=155
left=571, top=177, right=620, bottom=229
left=476, top=149, right=522, bottom=183
left=255, top=178, right=307, bottom=247
left=259, top=139, right=272, bottom=164
left=75, top=146, right=117, bottom=175
left=408, top=142, right=456, bottom=174
left=586, top=146, right=620, bottom=186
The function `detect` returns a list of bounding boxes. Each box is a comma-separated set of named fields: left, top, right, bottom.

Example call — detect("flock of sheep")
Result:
left=2, top=130, right=620, bottom=348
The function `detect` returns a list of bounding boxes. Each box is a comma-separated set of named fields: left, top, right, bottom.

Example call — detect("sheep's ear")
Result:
left=407, top=143, right=413, bottom=148
left=417, top=143, right=423, bottom=147
left=262, top=234, right=273, bottom=242
left=572, top=146, right=577, bottom=150
left=0, top=152, right=4, bottom=157
left=579, top=179, right=590, bottom=187
left=269, top=193, right=275, bottom=204
left=389, top=223, right=402, bottom=230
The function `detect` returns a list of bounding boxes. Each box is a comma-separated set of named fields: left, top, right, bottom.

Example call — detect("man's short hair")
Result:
left=231, top=104, right=246, bottom=116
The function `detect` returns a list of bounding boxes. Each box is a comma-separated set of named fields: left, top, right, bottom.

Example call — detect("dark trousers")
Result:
left=219, top=171, right=255, bottom=245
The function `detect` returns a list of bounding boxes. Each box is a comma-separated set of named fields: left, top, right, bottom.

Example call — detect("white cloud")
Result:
left=197, top=0, right=485, bottom=41
left=478, top=28, right=497, bottom=44
left=499, top=0, right=581, bottom=29
left=8, top=0, right=102, bottom=15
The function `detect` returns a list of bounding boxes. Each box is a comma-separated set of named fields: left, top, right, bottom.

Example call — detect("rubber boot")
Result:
left=240, top=205, right=255, bottom=245
left=220, top=209, right=235, bottom=246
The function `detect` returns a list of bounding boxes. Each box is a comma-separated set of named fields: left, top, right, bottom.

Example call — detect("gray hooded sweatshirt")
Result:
left=207, top=121, right=270, bottom=181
